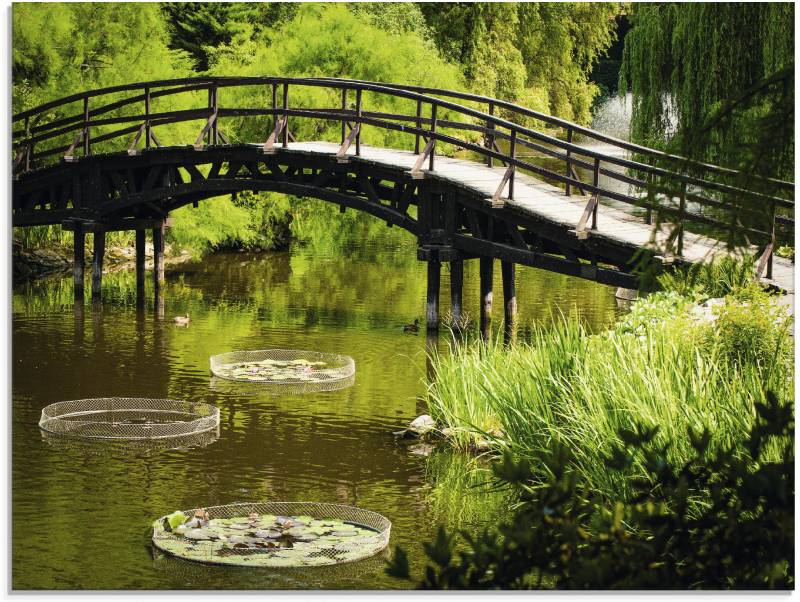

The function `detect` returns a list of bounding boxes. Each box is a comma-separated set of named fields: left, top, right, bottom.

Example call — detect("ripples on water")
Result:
left=13, top=237, right=621, bottom=589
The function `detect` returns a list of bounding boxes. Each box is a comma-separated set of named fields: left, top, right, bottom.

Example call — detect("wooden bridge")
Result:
left=12, top=77, right=794, bottom=330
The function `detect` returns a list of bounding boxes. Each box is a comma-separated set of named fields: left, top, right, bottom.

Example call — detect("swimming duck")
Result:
left=173, top=313, right=190, bottom=326
left=403, top=318, right=420, bottom=333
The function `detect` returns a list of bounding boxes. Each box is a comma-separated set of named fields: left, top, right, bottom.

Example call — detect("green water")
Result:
left=12, top=232, right=621, bottom=589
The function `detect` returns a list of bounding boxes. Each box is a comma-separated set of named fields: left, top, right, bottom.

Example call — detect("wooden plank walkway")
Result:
left=281, top=141, right=794, bottom=294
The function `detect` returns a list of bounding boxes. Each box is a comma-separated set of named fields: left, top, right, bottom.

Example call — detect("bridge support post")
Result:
left=501, top=261, right=517, bottom=343
left=153, top=221, right=165, bottom=294
left=91, top=231, right=105, bottom=303
left=135, top=229, right=146, bottom=305
left=73, top=229, right=85, bottom=302
left=426, top=258, right=441, bottom=331
left=479, top=257, right=494, bottom=339
left=450, top=258, right=463, bottom=327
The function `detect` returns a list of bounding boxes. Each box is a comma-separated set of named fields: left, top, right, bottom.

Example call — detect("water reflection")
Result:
left=13, top=237, right=619, bottom=589
left=40, top=426, right=221, bottom=458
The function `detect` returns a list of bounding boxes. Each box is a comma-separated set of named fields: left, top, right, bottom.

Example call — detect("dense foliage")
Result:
left=620, top=3, right=794, bottom=180
left=12, top=3, right=188, bottom=113
left=12, top=2, right=620, bottom=258
left=420, top=2, right=620, bottom=122
left=163, top=2, right=298, bottom=71
left=425, top=269, right=793, bottom=499
left=387, top=392, right=794, bottom=589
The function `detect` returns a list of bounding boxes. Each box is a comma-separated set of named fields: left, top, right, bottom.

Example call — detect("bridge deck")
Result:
left=279, top=141, right=793, bottom=294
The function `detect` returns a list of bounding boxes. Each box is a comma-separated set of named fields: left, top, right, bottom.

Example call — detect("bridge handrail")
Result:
left=13, top=75, right=793, bottom=195
left=17, top=74, right=788, bottom=194
left=12, top=76, right=793, bottom=269
left=311, top=77, right=796, bottom=192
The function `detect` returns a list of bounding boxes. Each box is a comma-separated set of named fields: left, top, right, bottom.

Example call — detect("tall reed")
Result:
left=426, top=295, right=793, bottom=499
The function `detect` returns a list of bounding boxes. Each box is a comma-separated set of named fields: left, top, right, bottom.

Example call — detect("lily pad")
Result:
left=185, top=528, right=217, bottom=540
left=153, top=509, right=387, bottom=567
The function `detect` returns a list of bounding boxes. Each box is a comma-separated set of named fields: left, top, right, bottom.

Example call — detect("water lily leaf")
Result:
left=166, top=511, right=187, bottom=531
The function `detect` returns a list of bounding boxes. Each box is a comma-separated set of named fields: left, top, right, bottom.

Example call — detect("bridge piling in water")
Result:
left=480, top=257, right=494, bottom=338
left=426, top=259, right=441, bottom=331
left=73, top=230, right=85, bottom=302
left=153, top=221, right=165, bottom=293
left=135, top=230, right=146, bottom=305
left=91, top=231, right=105, bottom=303
left=450, top=258, right=464, bottom=326
left=501, top=261, right=517, bottom=342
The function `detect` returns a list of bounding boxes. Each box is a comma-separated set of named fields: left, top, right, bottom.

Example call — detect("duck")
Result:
left=173, top=313, right=190, bottom=326
left=403, top=318, right=420, bottom=333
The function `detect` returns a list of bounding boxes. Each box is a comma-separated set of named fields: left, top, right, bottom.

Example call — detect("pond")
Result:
left=12, top=231, right=621, bottom=589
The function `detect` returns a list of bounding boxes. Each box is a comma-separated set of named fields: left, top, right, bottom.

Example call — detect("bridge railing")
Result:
left=12, top=76, right=794, bottom=276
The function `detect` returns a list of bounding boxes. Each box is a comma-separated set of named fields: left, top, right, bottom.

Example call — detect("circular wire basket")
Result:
left=151, top=501, right=391, bottom=568
left=151, top=543, right=389, bottom=588
left=38, top=398, right=220, bottom=441
left=41, top=426, right=220, bottom=456
left=209, top=373, right=356, bottom=396
left=210, top=350, right=356, bottom=392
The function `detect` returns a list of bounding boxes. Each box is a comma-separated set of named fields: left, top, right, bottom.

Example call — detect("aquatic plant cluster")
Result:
left=153, top=510, right=386, bottom=567
left=388, top=391, right=794, bottom=589
left=425, top=261, right=793, bottom=500
left=210, top=349, right=356, bottom=387
left=214, top=359, right=337, bottom=383
left=388, top=259, right=794, bottom=589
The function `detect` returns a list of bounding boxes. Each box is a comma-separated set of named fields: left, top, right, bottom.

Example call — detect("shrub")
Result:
left=709, top=288, right=793, bottom=372
left=426, top=291, right=793, bottom=498
left=387, top=393, right=794, bottom=589
left=615, top=291, right=695, bottom=336
left=656, top=255, right=757, bottom=300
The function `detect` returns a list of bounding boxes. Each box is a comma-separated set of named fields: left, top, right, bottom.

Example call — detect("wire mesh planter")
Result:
left=38, top=398, right=220, bottom=441
left=152, top=540, right=389, bottom=586
left=41, top=426, right=220, bottom=456
left=151, top=502, right=391, bottom=568
left=209, top=373, right=356, bottom=396
left=210, top=350, right=356, bottom=393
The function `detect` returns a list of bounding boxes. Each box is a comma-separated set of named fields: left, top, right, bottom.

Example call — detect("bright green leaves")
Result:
left=153, top=512, right=387, bottom=568
left=166, top=511, right=187, bottom=531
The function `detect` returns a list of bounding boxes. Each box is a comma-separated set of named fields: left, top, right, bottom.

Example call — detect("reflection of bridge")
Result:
left=12, top=77, right=794, bottom=329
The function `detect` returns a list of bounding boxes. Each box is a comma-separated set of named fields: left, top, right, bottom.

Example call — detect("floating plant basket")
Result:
left=151, top=502, right=391, bottom=568
left=40, top=425, right=220, bottom=455
left=38, top=398, right=220, bottom=441
left=210, top=350, right=355, bottom=393
left=208, top=373, right=356, bottom=396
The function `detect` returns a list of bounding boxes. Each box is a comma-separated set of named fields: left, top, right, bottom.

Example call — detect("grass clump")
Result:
left=389, top=393, right=794, bottom=589
left=426, top=275, right=793, bottom=499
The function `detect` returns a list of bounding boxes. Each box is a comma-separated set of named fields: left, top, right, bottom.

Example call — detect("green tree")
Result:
left=347, top=2, right=431, bottom=37
left=12, top=3, right=188, bottom=112
left=162, top=2, right=299, bottom=71
left=619, top=3, right=794, bottom=179
left=420, top=2, right=620, bottom=123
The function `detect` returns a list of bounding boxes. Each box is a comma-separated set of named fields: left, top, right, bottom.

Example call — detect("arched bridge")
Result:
left=12, top=77, right=794, bottom=329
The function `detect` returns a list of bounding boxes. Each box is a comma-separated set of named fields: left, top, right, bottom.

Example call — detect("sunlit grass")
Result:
left=426, top=294, right=794, bottom=498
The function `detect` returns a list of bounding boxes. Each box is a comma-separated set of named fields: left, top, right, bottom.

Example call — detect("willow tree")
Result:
left=420, top=2, right=621, bottom=124
left=620, top=3, right=794, bottom=181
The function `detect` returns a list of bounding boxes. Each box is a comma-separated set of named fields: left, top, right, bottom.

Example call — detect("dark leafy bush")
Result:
left=387, top=393, right=794, bottom=589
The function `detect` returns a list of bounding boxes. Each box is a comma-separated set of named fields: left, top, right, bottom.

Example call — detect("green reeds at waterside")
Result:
left=426, top=291, right=793, bottom=499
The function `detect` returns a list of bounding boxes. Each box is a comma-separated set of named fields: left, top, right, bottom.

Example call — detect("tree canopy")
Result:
left=620, top=3, right=794, bottom=181
left=420, top=2, right=620, bottom=123
left=162, top=2, right=299, bottom=71
left=12, top=3, right=189, bottom=113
